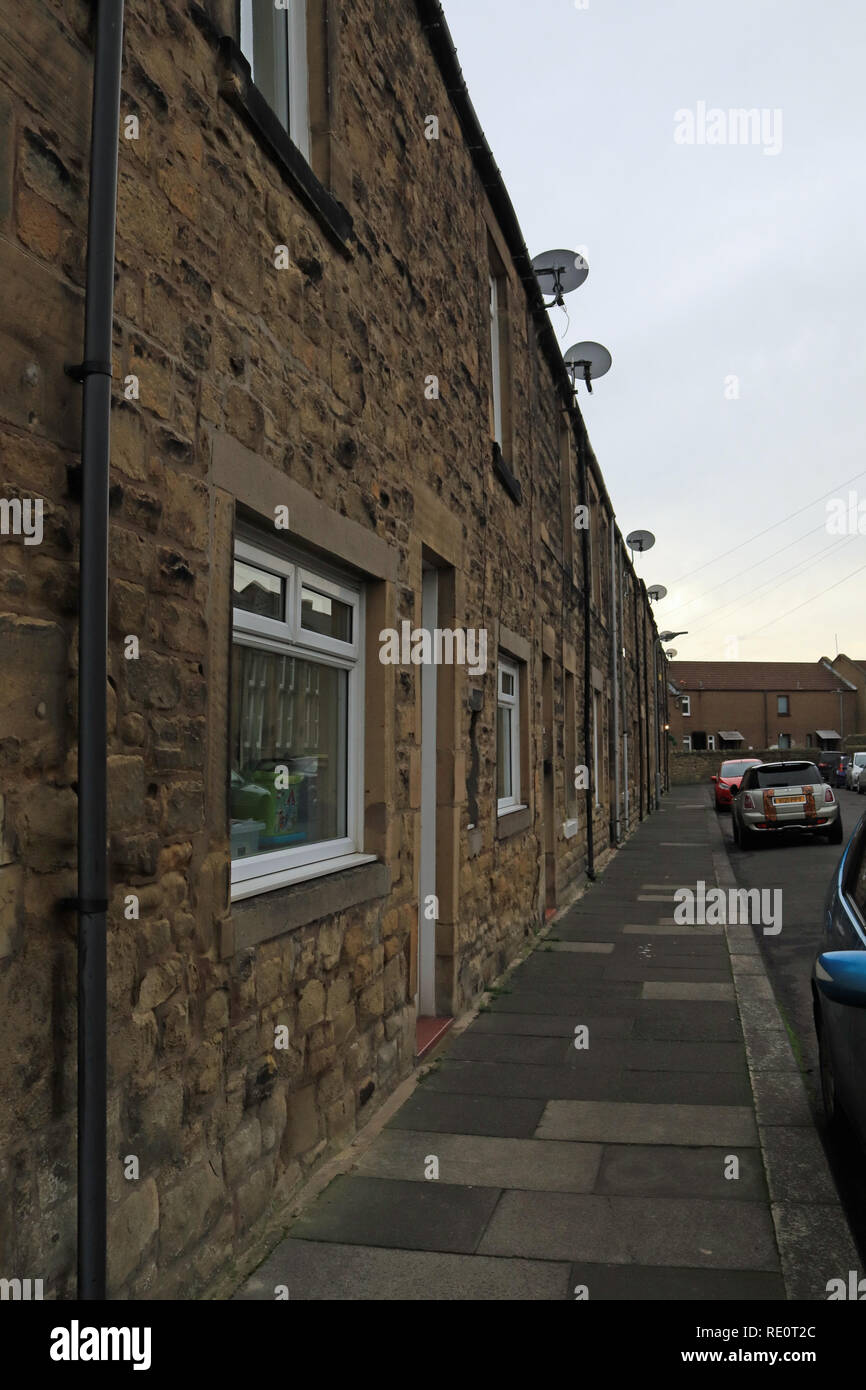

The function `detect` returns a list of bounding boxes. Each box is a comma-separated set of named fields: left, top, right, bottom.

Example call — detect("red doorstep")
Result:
left=416, top=1016, right=453, bottom=1058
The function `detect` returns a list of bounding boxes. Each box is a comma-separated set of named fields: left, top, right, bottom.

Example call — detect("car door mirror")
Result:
left=816, top=952, right=866, bottom=1009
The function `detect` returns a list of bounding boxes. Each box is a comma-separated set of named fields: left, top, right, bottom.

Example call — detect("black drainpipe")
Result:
left=578, top=435, right=595, bottom=881
left=65, top=0, right=125, bottom=1301
left=633, top=579, right=645, bottom=821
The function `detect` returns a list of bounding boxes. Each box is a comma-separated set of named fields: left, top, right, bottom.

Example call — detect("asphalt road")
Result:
left=718, top=782, right=866, bottom=1264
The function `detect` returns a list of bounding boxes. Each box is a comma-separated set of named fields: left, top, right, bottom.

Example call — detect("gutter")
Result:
left=64, top=0, right=125, bottom=1301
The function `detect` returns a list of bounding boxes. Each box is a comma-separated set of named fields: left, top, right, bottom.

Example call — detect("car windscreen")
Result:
left=720, top=761, right=755, bottom=777
left=754, top=764, right=821, bottom=788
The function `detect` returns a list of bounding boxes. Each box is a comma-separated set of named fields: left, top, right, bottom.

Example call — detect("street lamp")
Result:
left=659, top=630, right=688, bottom=643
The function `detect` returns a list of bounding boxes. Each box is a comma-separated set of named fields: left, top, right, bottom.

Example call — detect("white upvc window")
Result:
left=497, top=656, right=521, bottom=813
left=707, top=734, right=715, bottom=751
left=230, top=534, right=368, bottom=900
left=683, top=735, right=692, bottom=751
left=240, top=0, right=311, bottom=160
left=489, top=274, right=503, bottom=446
left=681, top=695, right=691, bottom=716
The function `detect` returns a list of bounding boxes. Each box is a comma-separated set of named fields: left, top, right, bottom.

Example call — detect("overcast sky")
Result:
left=443, top=0, right=866, bottom=663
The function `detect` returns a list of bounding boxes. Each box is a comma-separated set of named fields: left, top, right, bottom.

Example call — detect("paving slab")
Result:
left=546, top=941, right=615, bottom=953
left=536, top=1100, right=758, bottom=1146
left=353, top=1130, right=603, bottom=1192
left=471, top=1011, right=634, bottom=1039
left=641, top=981, right=735, bottom=1001
left=447, top=1032, right=573, bottom=1065
left=235, top=1241, right=570, bottom=1300
left=594, top=1143, right=769, bottom=1200
left=388, top=1090, right=545, bottom=1138
left=633, top=1003, right=742, bottom=1041
left=421, top=1061, right=751, bottom=1106
left=478, top=1191, right=779, bottom=1269
left=567, top=1263, right=785, bottom=1300
left=288, top=1175, right=501, bottom=1253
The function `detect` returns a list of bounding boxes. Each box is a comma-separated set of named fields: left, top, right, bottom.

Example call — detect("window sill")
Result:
left=228, top=854, right=388, bottom=953
left=496, top=804, right=531, bottom=839
left=218, top=37, right=353, bottom=256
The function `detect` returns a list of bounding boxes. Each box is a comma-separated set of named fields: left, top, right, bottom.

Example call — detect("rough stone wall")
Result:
left=0, top=0, right=663, bottom=1299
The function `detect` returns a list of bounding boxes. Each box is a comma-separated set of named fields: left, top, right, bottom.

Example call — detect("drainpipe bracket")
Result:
left=64, top=360, right=113, bottom=383
left=59, top=897, right=110, bottom=914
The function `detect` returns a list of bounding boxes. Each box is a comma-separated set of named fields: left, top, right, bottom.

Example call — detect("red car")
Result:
left=712, top=757, right=762, bottom=811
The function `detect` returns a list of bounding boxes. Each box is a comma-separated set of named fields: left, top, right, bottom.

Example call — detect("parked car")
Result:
left=833, top=754, right=851, bottom=788
left=732, top=760, right=843, bottom=849
left=816, top=750, right=843, bottom=783
left=845, top=751, right=866, bottom=792
left=711, top=757, right=762, bottom=811
left=812, top=809, right=866, bottom=1147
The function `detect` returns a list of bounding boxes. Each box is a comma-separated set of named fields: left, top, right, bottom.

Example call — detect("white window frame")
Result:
left=681, top=694, right=691, bottom=716
left=230, top=535, right=369, bottom=900
left=707, top=734, right=715, bottom=751
left=489, top=274, right=503, bottom=446
left=240, top=0, right=311, bottom=161
left=497, top=656, right=522, bottom=815
left=683, top=735, right=692, bottom=751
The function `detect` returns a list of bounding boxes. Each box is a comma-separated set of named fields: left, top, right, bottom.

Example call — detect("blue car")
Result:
left=812, top=809, right=866, bottom=1148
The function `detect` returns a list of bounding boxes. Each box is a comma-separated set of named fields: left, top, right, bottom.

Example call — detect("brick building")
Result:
left=668, top=659, right=860, bottom=753
left=0, top=0, right=665, bottom=1297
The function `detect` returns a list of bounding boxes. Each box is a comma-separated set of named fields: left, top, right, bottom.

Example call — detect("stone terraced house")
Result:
left=0, top=0, right=666, bottom=1297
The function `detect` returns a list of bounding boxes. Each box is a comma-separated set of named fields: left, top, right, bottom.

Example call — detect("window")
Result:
left=230, top=533, right=365, bottom=896
left=497, top=657, right=521, bottom=813
left=683, top=736, right=692, bottom=751
left=681, top=695, right=691, bottom=716
left=707, top=734, right=715, bottom=751
left=778, top=733, right=792, bottom=750
left=240, top=0, right=310, bottom=159
left=777, top=695, right=790, bottom=715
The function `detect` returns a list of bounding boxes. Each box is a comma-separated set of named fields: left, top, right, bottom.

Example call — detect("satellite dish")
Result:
left=647, top=584, right=667, bottom=602
left=665, top=648, right=678, bottom=659
left=565, top=341, right=612, bottom=394
left=532, top=249, right=589, bottom=308
left=626, top=529, right=656, bottom=554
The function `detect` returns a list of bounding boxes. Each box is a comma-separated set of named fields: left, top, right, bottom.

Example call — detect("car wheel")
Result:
left=816, top=1010, right=840, bottom=1132
left=740, top=825, right=757, bottom=851
left=828, top=816, right=844, bottom=845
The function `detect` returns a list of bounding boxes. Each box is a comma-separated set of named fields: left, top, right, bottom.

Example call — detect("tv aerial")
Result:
left=565, top=341, right=612, bottom=394
left=626, top=529, right=656, bottom=558
left=531, top=248, right=589, bottom=308
left=647, top=584, right=667, bottom=602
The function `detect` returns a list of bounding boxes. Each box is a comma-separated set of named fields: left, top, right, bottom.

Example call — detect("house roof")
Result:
left=668, top=661, right=858, bottom=692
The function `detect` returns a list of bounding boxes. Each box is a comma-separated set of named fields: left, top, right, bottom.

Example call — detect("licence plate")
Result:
left=774, top=795, right=805, bottom=804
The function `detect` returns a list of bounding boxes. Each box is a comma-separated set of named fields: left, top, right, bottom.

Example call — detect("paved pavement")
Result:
left=235, top=787, right=859, bottom=1301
